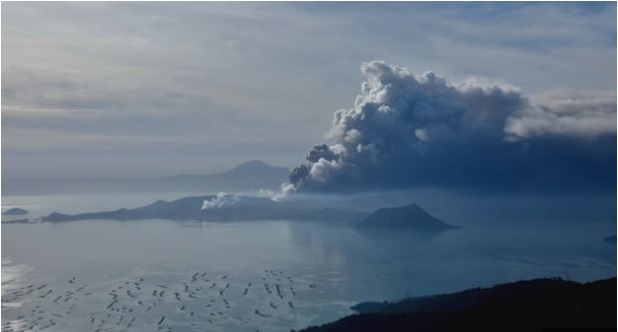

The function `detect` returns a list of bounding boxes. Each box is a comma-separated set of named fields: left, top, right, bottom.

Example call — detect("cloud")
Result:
left=505, top=89, right=617, bottom=140
left=2, top=3, right=615, bottom=179
left=285, top=61, right=616, bottom=195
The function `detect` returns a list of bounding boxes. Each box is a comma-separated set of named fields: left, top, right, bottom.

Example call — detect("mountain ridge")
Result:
left=41, top=195, right=368, bottom=223
left=3, top=160, right=290, bottom=195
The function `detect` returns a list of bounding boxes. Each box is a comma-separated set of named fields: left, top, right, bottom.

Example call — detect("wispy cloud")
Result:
left=2, top=2, right=615, bottom=178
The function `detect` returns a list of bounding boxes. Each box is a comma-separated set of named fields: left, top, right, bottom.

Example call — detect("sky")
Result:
left=2, top=2, right=616, bottom=180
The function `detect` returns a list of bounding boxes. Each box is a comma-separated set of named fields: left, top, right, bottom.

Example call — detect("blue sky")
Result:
left=2, top=2, right=616, bottom=179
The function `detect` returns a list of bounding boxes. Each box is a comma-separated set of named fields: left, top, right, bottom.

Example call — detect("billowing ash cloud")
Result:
left=282, top=61, right=616, bottom=196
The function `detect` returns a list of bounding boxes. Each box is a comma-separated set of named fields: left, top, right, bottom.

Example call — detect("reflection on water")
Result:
left=1, top=194, right=616, bottom=332
left=2, top=258, right=34, bottom=309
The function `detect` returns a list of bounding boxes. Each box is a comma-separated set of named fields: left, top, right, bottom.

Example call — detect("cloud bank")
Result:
left=3, top=3, right=615, bottom=179
left=283, top=61, right=616, bottom=196
left=506, top=89, right=617, bottom=140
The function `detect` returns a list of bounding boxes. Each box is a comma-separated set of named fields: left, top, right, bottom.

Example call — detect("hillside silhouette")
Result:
left=300, top=277, right=616, bottom=331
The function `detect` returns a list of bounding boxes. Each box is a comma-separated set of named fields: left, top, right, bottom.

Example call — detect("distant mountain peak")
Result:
left=231, top=160, right=272, bottom=171
left=162, top=160, right=289, bottom=192
left=226, top=160, right=289, bottom=176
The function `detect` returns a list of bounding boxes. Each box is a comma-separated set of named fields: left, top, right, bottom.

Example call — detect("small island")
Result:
left=356, top=203, right=458, bottom=231
left=2, top=207, right=29, bottom=216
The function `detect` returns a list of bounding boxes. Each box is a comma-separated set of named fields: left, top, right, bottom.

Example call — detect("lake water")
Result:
left=2, top=193, right=616, bottom=332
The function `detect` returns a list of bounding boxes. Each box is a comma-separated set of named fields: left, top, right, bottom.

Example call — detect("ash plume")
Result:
left=281, top=61, right=616, bottom=196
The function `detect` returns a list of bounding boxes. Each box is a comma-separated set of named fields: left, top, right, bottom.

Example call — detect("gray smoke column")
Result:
left=280, top=61, right=615, bottom=197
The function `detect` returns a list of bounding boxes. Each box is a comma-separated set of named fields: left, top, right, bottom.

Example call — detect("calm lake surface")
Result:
left=2, top=193, right=616, bottom=332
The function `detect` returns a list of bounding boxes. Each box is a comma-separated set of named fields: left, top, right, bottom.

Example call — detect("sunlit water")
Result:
left=2, top=193, right=616, bottom=332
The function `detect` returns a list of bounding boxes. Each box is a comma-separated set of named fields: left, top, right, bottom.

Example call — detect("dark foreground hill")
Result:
left=356, top=203, right=458, bottom=231
left=299, top=277, right=616, bottom=332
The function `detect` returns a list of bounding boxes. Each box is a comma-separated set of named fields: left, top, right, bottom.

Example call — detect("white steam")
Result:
left=201, top=192, right=236, bottom=210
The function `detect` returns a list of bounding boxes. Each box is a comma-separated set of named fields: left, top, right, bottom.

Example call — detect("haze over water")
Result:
left=2, top=193, right=615, bottom=332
